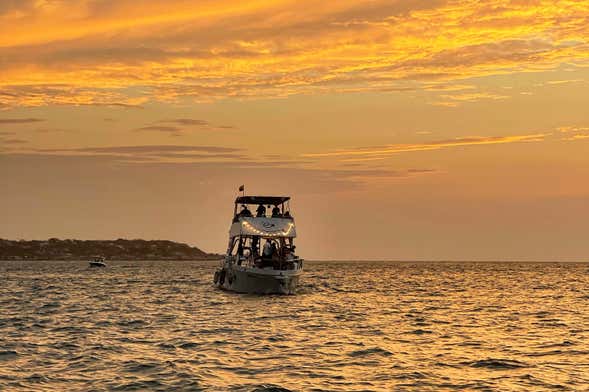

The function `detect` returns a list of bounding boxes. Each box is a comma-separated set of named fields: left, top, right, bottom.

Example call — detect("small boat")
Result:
left=89, top=256, right=107, bottom=267
left=214, top=194, right=303, bottom=294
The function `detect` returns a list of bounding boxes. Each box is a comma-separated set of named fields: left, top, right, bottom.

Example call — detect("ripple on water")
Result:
left=349, top=347, right=393, bottom=357
left=466, top=358, right=529, bottom=369
left=111, top=379, right=165, bottom=391
left=178, top=342, right=199, bottom=349
left=230, top=384, right=294, bottom=392
left=122, top=360, right=161, bottom=373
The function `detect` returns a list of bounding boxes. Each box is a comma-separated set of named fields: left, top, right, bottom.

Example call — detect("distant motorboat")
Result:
left=89, top=256, right=107, bottom=268
left=214, top=194, right=303, bottom=294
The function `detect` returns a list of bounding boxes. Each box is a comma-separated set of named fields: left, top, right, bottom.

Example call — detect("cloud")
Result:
left=0, top=138, right=28, bottom=144
left=557, top=126, right=589, bottom=133
left=323, top=168, right=438, bottom=181
left=0, top=149, right=313, bottom=171
left=0, top=0, right=587, bottom=106
left=2, top=144, right=251, bottom=165
left=423, top=84, right=476, bottom=92
left=0, top=85, right=147, bottom=109
left=40, top=145, right=243, bottom=154
left=0, top=118, right=44, bottom=124
left=161, top=119, right=209, bottom=126
left=435, top=92, right=510, bottom=106
left=135, top=118, right=236, bottom=136
left=546, top=79, right=584, bottom=85
left=304, top=134, right=546, bottom=159
left=148, top=152, right=248, bottom=160
left=135, top=125, right=182, bottom=135
left=33, top=127, right=73, bottom=133
left=563, top=134, right=589, bottom=141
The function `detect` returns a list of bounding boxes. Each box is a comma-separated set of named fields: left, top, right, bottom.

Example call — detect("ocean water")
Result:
left=1, top=260, right=588, bottom=391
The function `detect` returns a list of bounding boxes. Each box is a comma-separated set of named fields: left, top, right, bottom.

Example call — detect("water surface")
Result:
left=1, top=260, right=588, bottom=391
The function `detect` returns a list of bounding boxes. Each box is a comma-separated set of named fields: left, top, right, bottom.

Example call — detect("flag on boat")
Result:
left=238, top=185, right=244, bottom=192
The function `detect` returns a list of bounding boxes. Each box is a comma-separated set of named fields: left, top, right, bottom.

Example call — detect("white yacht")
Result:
left=213, top=195, right=303, bottom=294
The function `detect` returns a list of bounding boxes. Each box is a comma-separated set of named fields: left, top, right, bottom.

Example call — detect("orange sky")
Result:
left=1, top=0, right=588, bottom=260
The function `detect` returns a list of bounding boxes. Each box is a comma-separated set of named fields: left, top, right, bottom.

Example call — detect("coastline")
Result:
left=0, top=238, right=221, bottom=261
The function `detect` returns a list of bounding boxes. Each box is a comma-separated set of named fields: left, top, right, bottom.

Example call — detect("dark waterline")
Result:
left=1, top=260, right=588, bottom=391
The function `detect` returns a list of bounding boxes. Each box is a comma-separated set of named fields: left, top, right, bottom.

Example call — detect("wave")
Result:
left=349, top=347, right=393, bottom=357
left=231, top=384, right=294, bottom=392
left=466, top=358, right=528, bottom=369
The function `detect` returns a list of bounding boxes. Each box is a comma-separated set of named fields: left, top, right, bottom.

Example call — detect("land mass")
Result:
left=0, top=238, right=221, bottom=260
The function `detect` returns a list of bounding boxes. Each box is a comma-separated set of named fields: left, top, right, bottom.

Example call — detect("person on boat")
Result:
left=271, top=241, right=278, bottom=257
left=239, top=204, right=252, bottom=217
left=262, top=240, right=274, bottom=258
left=256, top=204, right=266, bottom=217
left=252, top=236, right=260, bottom=257
left=271, top=205, right=281, bottom=217
left=237, top=238, right=244, bottom=258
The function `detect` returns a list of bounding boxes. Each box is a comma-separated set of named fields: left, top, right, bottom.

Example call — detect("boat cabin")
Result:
left=227, top=195, right=299, bottom=270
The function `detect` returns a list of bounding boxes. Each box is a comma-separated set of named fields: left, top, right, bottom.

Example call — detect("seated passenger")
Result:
left=262, top=240, right=274, bottom=258
left=283, top=211, right=291, bottom=218
left=252, top=236, right=260, bottom=256
left=239, top=204, right=252, bottom=217
left=256, top=204, right=266, bottom=217
left=271, top=205, right=281, bottom=217
left=271, top=241, right=278, bottom=258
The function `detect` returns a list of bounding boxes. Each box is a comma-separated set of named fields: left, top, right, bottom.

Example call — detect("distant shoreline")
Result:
left=0, top=238, right=222, bottom=261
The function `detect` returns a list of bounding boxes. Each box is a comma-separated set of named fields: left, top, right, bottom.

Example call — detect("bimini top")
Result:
left=235, top=196, right=290, bottom=205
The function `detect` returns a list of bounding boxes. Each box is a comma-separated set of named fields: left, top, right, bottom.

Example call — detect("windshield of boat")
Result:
left=233, top=197, right=293, bottom=221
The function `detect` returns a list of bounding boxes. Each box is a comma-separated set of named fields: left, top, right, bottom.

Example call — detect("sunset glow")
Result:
left=1, top=0, right=588, bottom=260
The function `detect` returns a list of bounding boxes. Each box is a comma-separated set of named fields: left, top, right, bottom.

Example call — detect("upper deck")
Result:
left=230, top=195, right=296, bottom=238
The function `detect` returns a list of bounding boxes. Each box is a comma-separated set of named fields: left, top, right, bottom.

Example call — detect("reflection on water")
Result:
left=1, top=260, right=588, bottom=391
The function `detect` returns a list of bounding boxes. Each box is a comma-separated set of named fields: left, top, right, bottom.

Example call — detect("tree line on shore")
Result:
left=0, top=238, right=221, bottom=260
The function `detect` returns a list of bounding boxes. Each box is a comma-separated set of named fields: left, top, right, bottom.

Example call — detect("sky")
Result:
left=1, top=0, right=588, bottom=260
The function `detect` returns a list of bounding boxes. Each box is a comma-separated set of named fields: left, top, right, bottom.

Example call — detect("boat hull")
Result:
left=214, top=266, right=301, bottom=294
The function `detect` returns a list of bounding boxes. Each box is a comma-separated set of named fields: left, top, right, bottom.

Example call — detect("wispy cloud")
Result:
left=0, top=0, right=587, bottom=107
left=304, top=134, right=546, bottom=159
left=160, top=119, right=209, bottom=127
left=0, top=138, right=28, bottom=144
left=563, top=134, right=589, bottom=141
left=0, top=118, right=44, bottom=124
left=315, top=168, right=439, bottom=182
left=135, top=125, right=182, bottom=135
left=33, top=127, right=73, bottom=133
left=1, top=144, right=316, bottom=171
left=135, top=118, right=236, bottom=136
left=557, top=126, right=589, bottom=133
left=15, top=144, right=249, bottom=164
left=436, top=92, right=510, bottom=106
left=40, top=145, right=242, bottom=154
left=546, top=79, right=585, bottom=85
left=0, top=86, right=147, bottom=109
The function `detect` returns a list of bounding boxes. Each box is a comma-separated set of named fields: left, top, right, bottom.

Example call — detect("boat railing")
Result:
left=233, top=213, right=294, bottom=223
left=233, top=254, right=301, bottom=271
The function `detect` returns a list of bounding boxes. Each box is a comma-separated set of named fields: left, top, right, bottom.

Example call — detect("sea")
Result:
left=1, top=260, right=588, bottom=391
